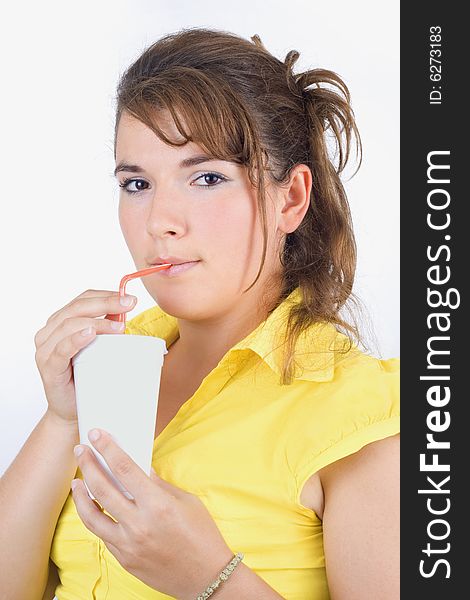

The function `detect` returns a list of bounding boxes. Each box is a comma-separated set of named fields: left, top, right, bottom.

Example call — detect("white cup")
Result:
left=72, top=333, right=167, bottom=499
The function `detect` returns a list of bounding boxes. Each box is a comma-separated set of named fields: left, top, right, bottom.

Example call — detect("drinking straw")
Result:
left=116, top=264, right=172, bottom=326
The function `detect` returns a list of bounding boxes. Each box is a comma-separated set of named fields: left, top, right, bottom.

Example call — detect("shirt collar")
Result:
left=125, top=287, right=350, bottom=383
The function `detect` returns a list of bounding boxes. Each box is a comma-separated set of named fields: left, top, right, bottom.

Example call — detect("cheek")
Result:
left=118, top=206, right=139, bottom=260
left=118, top=201, right=141, bottom=249
left=201, top=202, right=262, bottom=258
left=118, top=199, right=128, bottom=229
left=196, top=199, right=263, bottom=269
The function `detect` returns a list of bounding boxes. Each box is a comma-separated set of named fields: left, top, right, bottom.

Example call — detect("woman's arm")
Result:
left=1, top=288, right=135, bottom=599
left=320, top=433, right=400, bottom=600
left=0, top=410, right=78, bottom=600
left=41, top=559, right=60, bottom=600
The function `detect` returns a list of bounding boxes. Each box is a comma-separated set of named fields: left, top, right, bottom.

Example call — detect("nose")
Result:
left=146, top=192, right=186, bottom=239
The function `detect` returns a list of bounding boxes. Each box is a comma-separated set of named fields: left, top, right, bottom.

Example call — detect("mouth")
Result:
left=148, top=256, right=200, bottom=266
left=152, top=260, right=201, bottom=277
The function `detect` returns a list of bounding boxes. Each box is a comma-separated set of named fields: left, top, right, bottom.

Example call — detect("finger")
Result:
left=36, top=293, right=136, bottom=347
left=45, top=290, right=121, bottom=326
left=39, top=290, right=122, bottom=336
left=73, top=445, right=137, bottom=523
left=87, top=429, right=153, bottom=505
left=36, top=317, right=125, bottom=378
left=35, top=325, right=96, bottom=380
left=64, top=293, right=137, bottom=319
left=71, top=478, right=122, bottom=545
left=92, top=498, right=105, bottom=512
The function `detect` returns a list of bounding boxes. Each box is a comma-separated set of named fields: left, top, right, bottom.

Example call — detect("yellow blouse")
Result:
left=50, top=287, right=400, bottom=599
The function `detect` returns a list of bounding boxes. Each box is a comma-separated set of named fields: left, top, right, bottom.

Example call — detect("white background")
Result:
left=0, top=0, right=399, bottom=475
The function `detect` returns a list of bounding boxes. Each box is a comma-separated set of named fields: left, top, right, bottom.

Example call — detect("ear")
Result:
left=277, top=164, right=312, bottom=235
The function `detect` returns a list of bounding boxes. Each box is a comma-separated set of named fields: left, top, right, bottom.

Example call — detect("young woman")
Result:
left=0, top=28, right=399, bottom=599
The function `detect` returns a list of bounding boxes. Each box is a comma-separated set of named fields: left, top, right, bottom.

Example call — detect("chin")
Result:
left=154, top=285, right=228, bottom=321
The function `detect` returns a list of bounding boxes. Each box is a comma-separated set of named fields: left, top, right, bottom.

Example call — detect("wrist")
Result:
left=43, top=409, right=79, bottom=437
left=181, top=552, right=285, bottom=600
left=179, top=547, right=234, bottom=600
left=181, top=550, right=244, bottom=600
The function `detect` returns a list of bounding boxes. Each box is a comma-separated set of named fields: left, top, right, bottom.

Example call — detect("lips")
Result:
left=156, top=261, right=200, bottom=278
left=148, top=255, right=199, bottom=266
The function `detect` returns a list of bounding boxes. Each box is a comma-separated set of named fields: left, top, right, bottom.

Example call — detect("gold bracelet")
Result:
left=195, top=552, right=244, bottom=600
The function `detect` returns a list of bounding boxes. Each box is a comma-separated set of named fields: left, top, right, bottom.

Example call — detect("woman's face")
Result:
left=115, top=110, right=285, bottom=320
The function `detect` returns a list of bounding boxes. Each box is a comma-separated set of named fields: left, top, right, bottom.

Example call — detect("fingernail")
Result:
left=74, top=445, right=84, bottom=457
left=111, top=320, right=125, bottom=331
left=120, top=295, right=135, bottom=306
left=71, top=479, right=79, bottom=491
left=88, top=429, right=101, bottom=442
left=81, top=326, right=94, bottom=336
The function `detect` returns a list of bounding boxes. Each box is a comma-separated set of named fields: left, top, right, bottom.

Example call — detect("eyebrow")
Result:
left=113, top=154, right=220, bottom=177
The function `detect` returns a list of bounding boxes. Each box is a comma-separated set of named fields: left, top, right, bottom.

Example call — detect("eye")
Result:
left=192, top=172, right=227, bottom=188
left=118, top=178, right=149, bottom=194
left=118, top=172, right=227, bottom=195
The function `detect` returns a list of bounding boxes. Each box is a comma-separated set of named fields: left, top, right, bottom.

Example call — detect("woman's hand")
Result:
left=71, top=429, right=234, bottom=599
left=34, top=289, right=137, bottom=425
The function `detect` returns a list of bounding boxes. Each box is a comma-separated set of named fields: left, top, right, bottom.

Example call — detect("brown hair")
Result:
left=114, top=27, right=366, bottom=385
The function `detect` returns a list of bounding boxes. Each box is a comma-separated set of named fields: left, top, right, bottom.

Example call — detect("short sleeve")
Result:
left=124, top=309, right=152, bottom=336
left=289, top=355, right=400, bottom=506
left=124, top=305, right=179, bottom=346
left=124, top=318, right=144, bottom=336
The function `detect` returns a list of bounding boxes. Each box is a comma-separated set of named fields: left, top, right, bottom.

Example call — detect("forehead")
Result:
left=115, top=111, right=246, bottom=180
left=117, top=110, right=185, bottom=142
left=115, top=110, right=198, bottom=163
left=114, top=109, right=250, bottom=182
